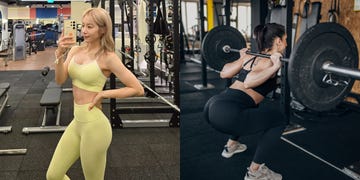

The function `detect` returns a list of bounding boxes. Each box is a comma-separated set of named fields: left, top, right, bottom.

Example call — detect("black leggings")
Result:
left=204, top=88, right=286, bottom=163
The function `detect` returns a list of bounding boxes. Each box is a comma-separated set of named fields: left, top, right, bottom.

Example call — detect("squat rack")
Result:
left=105, top=0, right=180, bottom=128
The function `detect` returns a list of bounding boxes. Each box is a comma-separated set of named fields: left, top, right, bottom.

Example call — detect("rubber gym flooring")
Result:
left=180, top=59, right=360, bottom=180
left=0, top=70, right=179, bottom=180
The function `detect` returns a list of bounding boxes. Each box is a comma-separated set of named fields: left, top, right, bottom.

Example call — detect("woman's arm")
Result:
left=220, top=48, right=248, bottom=79
left=220, top=57, right=244, bottom=79
left=243, top=54, right=281, bottom=88
left=54, top=32, right=77, bottom=85
left=54, top=46, right=78, bottom=85
left=100, top=52, right=144, bottom=99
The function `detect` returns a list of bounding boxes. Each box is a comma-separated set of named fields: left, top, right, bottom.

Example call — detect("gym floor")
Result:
left=0, top=47, right=57, bottom=71
left=0, top=49, right=179, bottom=180
left=180, top=58, right=360, bottom=180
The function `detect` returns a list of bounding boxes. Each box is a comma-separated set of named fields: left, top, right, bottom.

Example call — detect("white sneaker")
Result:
left=244, top=164, right=282, bottom=180
left=221, top=141, right=247, bottom=158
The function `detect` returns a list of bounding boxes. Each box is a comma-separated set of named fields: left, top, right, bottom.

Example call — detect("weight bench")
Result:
left=0, top=83, right=27, bottom=155
left=0, top=83, right=11, bottom=133
left=22, top=82, right=66, bottom=134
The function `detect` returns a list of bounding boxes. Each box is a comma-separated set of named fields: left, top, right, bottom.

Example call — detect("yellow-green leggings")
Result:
left=46, top=103, right=112, bottom=180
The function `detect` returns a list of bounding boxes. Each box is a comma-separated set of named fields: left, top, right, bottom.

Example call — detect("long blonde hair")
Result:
left=82, top=8, right=115, bottom=56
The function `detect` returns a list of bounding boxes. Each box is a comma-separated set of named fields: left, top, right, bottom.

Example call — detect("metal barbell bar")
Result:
left=139, top=81, right=180, bottom=112
left=118, top=50, right=135, bottom=60
left=222, top=45, right=289, bottom=62
left=223, top=45, right=360, bottom=83
left=322, top=62, right=360, bottom=80
left=0, top=149, right=27, bottom=155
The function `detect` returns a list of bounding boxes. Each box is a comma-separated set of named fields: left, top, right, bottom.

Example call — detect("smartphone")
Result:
left=63, top=19, right=77, bottom=43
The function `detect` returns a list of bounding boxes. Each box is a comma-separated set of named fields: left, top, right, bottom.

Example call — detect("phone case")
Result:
left=64, top=19, right=77, bottom=42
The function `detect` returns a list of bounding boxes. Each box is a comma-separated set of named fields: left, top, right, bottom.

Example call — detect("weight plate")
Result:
left=288, top=23, right=358, bottom=111
left=201, top=26, right=246, bottom=71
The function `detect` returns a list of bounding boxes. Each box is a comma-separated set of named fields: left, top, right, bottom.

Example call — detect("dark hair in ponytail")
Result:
left=253, top=23, right=285, bottom=52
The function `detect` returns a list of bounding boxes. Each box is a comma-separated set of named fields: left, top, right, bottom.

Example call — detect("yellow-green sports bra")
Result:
left=68, top=56, right=107, bottom=92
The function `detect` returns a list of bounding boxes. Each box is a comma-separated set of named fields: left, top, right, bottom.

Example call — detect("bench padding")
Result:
left=40, top=88, right=62, bottom=106
left=0, top=83, right=10, bottom=91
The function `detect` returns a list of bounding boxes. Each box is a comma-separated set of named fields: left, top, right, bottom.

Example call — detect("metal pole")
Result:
left=281, top=0, right=293, bottom=126
left=180, top=20, right=185, bottom=64
left=224, top=0, right=232, bottom=87
left=129, top=0, right=135, bottom=72
left=148, top=0, right=156, bottom=91
left=101, top=0, right=105, bottom=9
left=0, top=149, right=27, bottom=155
left=199, top=0, right=208, bottom=87
left=222, top=46, right=289, bottom=62
left=109, top=0, right=122, bottom=128
left=171, top=0, right=180, bottom=127
left=139, top=81, right=180, bottom=112
left=120, top=1, right=126, bottom=64
left=161, top=0, right=168, bottom=86
left=322, top=63, right=360, bottom=80
left=224, top=0, right=231, bottom=26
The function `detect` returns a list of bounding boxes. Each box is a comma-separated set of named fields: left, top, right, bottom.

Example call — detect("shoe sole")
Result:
left=221, top=145, right=247, bottom=158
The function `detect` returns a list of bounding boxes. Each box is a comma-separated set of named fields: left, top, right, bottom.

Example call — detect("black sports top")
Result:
left=233, top=57, right=277, bottom=97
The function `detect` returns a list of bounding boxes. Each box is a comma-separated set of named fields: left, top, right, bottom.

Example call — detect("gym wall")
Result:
left=293, top=0, right=360, bottom=97
left=8, top=7, right=71, bottom=19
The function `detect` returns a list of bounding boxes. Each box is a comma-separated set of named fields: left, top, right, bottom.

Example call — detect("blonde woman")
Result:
left=46, top=8, right=144, bottom=180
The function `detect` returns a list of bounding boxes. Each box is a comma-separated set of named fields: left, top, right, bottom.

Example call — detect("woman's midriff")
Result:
left=229, top=81, right=264, bottom=104
left=72, top=85, right=102, bottom=109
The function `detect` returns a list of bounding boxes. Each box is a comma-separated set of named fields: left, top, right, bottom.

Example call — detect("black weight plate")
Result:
left=289, top=23, right=358, bottom=111
left=201, top=26, right=246, bottom=71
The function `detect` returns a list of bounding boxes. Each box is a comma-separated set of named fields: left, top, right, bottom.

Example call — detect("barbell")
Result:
left=201, top=23, right=359, bottom=112
left=222, top=45, right=290, bottom=62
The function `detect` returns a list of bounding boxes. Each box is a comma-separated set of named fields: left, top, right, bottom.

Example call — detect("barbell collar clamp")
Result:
left=322, top=62, right=360, bottom=80
left=322, top=73, right=349, bottom=87
left=222, top=45, right=238, bottom=53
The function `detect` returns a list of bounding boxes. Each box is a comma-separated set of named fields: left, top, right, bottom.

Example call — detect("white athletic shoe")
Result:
left=221, top=141, right=247, bottom=158
left=244, top=164, right=282, bottom=180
